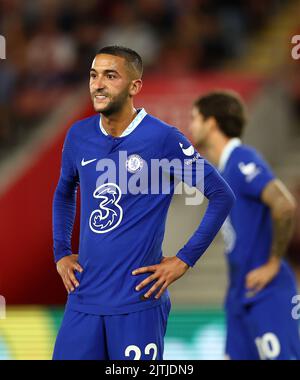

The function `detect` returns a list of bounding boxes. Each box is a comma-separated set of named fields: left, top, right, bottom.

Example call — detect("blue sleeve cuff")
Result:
left=176, top=251, right=195, bottom=268
left=54, top=241, right=72, bottom=263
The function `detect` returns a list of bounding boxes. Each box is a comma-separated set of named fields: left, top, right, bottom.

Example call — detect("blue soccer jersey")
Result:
left=219, top=138, right=297, bottom=313
left=53, top=108, right=234, bottom=315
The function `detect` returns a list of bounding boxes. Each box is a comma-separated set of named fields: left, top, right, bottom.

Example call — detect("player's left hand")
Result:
left=132, top=256, right=190, bottom=299
left=245, top=257, right=281, bottom=293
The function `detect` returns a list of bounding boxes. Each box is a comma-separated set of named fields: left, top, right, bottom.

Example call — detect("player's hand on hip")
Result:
left=245, top=257, right=280, bottom=293
left=56, top=254, right=83, bottom=293
left=132, top=256, right=189, bottom=300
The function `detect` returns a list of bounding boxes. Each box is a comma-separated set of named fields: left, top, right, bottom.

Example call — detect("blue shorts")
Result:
left=226, top=290, right=300, bottom=360
left=53, top=299, right=171, bottom=360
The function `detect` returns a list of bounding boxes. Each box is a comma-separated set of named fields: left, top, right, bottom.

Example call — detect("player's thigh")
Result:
left=52, top=307, right=108, bottom=360
left=225, top=308, right=259, bottom=360
left=105, top=300, right=171, bottom=360
left=246, top=292, right=300, bottom=360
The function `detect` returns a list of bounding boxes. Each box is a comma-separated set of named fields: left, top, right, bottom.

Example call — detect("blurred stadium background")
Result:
left=1, top=0, right=300, bottom=359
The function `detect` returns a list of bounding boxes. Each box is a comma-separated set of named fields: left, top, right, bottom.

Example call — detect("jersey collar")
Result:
left=99, top=108, right=147, bottom=137
left=218, top=138, right=242, bottom=172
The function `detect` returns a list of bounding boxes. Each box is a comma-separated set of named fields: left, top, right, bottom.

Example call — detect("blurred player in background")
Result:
left=52, top=46, right=234, bottom=360
left=190, top=91, right=300, bottom=360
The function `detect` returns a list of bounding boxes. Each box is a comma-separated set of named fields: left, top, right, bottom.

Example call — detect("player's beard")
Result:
left=195, top=127, right=211, bottom=150
left=193, top=135, right=209, bottom=156
left=92, top=86, right=130, bottom=116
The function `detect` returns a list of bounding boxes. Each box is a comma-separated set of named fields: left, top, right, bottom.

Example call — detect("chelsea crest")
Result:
left=126, top=154, right=144, bottom=173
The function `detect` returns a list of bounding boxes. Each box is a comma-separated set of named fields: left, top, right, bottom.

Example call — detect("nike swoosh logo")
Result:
left=81, top=158, right=97, bottom=167
left=179, top=143, right=195, bottom=156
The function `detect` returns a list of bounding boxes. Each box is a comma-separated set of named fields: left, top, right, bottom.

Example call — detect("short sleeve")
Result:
left=235, top=148, right=275, bottom=199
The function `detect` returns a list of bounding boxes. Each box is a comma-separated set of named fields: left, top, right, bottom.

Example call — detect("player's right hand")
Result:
left=245, top=256, right=280, bottom=293
left=56, top=254, right=83, bottom=293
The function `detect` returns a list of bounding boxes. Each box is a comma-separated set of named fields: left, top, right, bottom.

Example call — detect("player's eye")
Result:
left=107, top=73, right=116, bottom=80
left=90, top=73, right=97, bottom=79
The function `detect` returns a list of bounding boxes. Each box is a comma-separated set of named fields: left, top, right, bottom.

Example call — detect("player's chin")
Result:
left=195, top=137, right=206, bottom=148
left=93, top=101, right=111, bottom=113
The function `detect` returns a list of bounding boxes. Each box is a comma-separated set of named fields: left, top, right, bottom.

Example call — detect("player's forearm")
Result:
left=177, top=170, right=235, bottom=267
left=270, top=213, right=295, bottom=260
left=53, top=177, right=78, bottom=263
left=262, top=179, right=297, bottom=260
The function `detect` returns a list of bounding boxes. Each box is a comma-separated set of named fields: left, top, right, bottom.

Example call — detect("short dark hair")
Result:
left=96, top=45, right=143, bottom=78
left=194, top=91, right=247, bottom=138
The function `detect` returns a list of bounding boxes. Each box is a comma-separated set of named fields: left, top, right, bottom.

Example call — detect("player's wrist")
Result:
left=174, top=256, right=190, bottom=271
left=267, top=256, right=281, bottom=273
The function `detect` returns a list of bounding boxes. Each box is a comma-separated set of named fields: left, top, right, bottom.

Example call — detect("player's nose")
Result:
left=92, top=76, right=106, bottom=91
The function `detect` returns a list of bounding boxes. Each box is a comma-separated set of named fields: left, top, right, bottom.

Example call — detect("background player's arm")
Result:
left=262, top=179, right=297, bottom=259
left=53, top=128, right=83, bottom=293
left=246, top=179, right=297, bottom=292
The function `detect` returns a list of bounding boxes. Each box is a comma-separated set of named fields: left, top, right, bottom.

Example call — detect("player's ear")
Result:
left=207, top=116, right=218, bottom=132
left=129, top=79, right=143, bottom=97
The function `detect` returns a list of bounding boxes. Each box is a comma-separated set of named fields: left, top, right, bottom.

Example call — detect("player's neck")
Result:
left=100, top=105, right=137, bottom=137
left=206, top=134, right=230, bottom=167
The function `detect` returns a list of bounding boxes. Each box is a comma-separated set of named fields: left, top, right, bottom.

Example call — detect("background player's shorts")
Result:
left=53, top=299, right=171, bottom=360
left=225, top=290, right=300, bottom=360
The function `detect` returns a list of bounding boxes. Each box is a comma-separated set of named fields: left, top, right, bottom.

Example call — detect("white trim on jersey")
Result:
left=218, top=138, right=242, bottom=173
left=99, top=108, right=147, bottom=137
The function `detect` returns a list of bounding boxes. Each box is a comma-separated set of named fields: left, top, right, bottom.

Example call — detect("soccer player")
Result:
left=190, top=91, right=300, bottom=360
left=52, top=46, right=235, bottom=360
